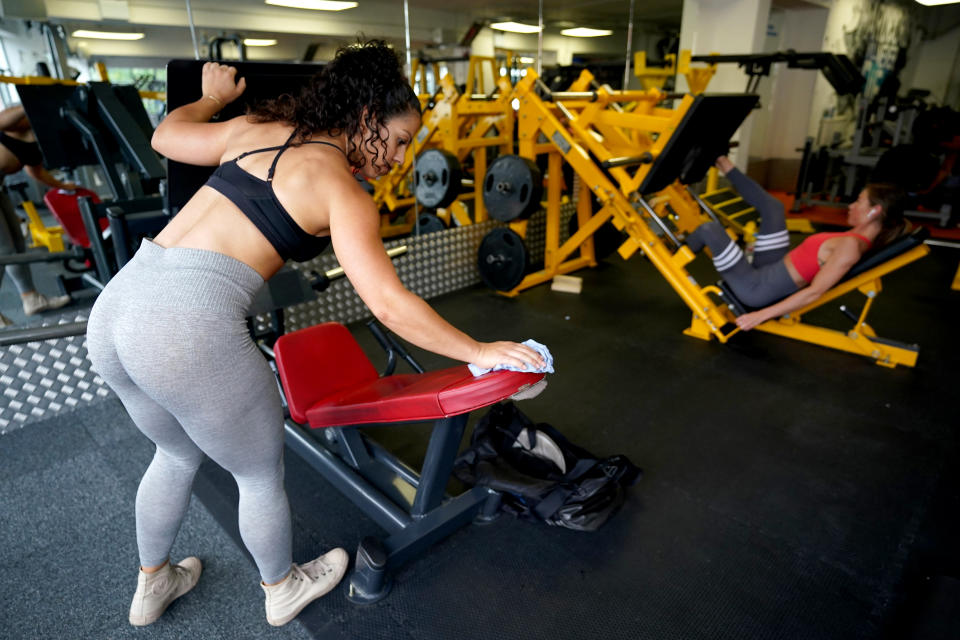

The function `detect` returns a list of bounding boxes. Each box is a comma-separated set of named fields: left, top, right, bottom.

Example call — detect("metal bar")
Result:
left=685, top=186, right=723, bottom=224
left=635, top=196, right=681, bottom=247
left=923, top=239, right=960, bottom=249
left=283, top=422, right=411, bottom=531
left=324, top=245, right=407, bottom=280
left=0, top=247, right=84, bottom=265
left=537, top=0, right=543, bottom=77
left=403, top=0, right=412, bottom=78
left=0, top=321, right=87, bottom=347
left=601, top=153, right=653, bottom=169
left=623, top=0, right=635, bottom=90
left=548, top=91, right=597, bottom=101
left=184, top=0, right=200, bottom=59
left=411, top=415, right=468, bottom=516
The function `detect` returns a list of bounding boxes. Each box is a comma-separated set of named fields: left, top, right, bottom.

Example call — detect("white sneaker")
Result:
left=22, top=291, right=71, bottom=316
left=128, top=557, right=202, bottom=626
left=0, top=312, right=11, bottom=327
left=262, top=548, right=349, bottom=626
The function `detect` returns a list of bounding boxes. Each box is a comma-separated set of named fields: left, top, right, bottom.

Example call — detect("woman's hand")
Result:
left=735, top=310, right=769, bottom=331
left=715, top=155, right=735, bottom=174
left=201, top=62, right=246, bottom=107
left=472, top=341, right=545, bottom=371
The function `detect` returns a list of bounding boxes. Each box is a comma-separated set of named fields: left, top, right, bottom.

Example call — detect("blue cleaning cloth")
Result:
left=468, top=339, right=555, bottom=377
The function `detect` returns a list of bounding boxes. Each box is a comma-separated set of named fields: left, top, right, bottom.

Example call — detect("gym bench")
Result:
left=716, top=227, right=931, bottom=368
left=273, top=322, right=545, bottom=603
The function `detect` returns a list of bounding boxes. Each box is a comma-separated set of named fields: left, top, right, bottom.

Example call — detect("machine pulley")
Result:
left=414, top=149, right=462, bottom=209
left=482, top=155, right=543, bottom=222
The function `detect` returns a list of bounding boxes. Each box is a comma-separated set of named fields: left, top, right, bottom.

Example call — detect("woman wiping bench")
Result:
left=686, top=155, right=907, bottom=331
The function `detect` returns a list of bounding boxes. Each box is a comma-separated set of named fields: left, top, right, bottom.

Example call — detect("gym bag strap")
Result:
left=532, top=457, right=598, bottom=520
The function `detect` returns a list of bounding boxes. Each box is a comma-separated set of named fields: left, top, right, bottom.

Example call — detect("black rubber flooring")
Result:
left=195, top=242, right=960, bottom=639
left=2, top=239, right=957, bottom=639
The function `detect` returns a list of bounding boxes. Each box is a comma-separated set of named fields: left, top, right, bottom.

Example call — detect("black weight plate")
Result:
left=477, top=228, right=528, bottom=291
left=416, top=212, right=447, bottom=234
left=414, top=149, right=462, bottom=209
left=483, top=155, right=543, bottom=222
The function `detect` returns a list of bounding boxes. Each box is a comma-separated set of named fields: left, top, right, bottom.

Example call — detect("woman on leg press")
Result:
left=85, top=40, right=546, bottom=628
left=686, top=155, right=907, bottom=331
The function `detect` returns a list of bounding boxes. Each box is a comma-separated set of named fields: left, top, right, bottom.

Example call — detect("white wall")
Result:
left=901, top=21, right=960, bottom=108
left=758, top=5, right=828, bottom=160
left=678, top=0, right=772, bottom=170
left=0, top=18, right=54, bottom=77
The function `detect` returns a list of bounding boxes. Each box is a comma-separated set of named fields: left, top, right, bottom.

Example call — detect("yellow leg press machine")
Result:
left=475, top=67, right=930, bottom=368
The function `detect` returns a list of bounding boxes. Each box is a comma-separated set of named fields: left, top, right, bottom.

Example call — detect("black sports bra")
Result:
left=205, top=134, right=340, bottom=263
left=0, top=132, right=43, bottom=167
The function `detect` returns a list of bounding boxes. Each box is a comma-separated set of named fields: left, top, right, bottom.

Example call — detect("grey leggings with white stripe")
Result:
left=686, top=168, right=798, bottom=308
left=86, top=240, right=293, bottom=584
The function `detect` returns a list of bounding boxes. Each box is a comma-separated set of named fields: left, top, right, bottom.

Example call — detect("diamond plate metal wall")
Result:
left=1, top=201, right=577, bottom=433
left=0, top=312, right=110, bottom=434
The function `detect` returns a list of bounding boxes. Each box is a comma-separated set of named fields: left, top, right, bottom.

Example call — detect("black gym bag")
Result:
left=453, top=402, right=642, bottom=532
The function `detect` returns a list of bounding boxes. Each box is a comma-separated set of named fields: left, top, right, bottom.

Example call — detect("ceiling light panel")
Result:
left=71, top=30, right=145, bottom=40
left=265, top=0, right=358, bottom=10
left=490, top=21, right=542, bottom=34
left=561, top=27, right=613, bottom=37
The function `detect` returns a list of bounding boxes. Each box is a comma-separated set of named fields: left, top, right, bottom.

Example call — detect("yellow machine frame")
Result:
left=21, top=199, right=66, bottom=253
left=371, top=69, right=515, bottom=236
left=633, top=50, right=718, bottom=95
left=738, top=242, right=930, bottom=367
left=507, top=68, right=709, bottom=296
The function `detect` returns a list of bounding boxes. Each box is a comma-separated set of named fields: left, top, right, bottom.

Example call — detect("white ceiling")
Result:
left=25, top=0, right=682, bottom=62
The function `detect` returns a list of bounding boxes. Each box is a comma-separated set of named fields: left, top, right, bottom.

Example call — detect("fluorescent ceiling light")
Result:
left=490, top=21, right=541, bottom=34
left=244, top=38, right=278, bottom=46
left=71, top=30, right=145, bottom=40
left=265, top=0, right=357, bottom=9
left=561, top=27, right=613, bottom=37
left=914, top=0, right=960, bottom=4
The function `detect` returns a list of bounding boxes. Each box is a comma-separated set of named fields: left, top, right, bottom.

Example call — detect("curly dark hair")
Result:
left=248, top=38, right=420, bottom=171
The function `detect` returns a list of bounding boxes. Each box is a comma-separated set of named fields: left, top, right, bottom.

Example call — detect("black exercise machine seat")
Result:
left=718, top=227, right=930, bottom=315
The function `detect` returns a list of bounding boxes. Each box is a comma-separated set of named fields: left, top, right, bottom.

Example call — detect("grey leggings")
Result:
left=86, top=240, right=293, bottom=584
left=686, top=168, right=798, bottom=308
left=0, top=186, right=35, bottom=294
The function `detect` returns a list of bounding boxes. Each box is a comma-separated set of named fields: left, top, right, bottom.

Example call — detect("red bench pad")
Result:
left=274, top=322, right=544, bottom=427
left=305, top=366, right=542, bottom=427
left=43, top=188, right=106, bottom=248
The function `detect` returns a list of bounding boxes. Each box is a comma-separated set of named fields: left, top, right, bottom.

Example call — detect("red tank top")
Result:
left=787, top=232, right=871, bottom=283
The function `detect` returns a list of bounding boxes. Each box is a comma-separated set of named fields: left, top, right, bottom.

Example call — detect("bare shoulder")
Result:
left=325, top=172, right=377, bottom=222
left=830, top=234, right=865, bottom=262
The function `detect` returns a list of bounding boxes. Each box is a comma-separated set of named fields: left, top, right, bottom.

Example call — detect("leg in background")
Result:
left=725, top=168, right=791, bottom=267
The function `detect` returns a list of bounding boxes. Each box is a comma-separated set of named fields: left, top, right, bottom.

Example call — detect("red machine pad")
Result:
left=43, top=188, right=106, bottom=248
left=274, top=323, right=545, bottom=427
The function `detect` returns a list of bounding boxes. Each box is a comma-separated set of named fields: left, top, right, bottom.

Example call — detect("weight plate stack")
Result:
left=482, top=155, right=543, bottom=222
left=477, top=227, right=529, bottom=291
left=414, top=149, right=462, bottom=209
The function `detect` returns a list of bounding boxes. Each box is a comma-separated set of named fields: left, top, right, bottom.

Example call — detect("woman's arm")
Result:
left=735, top=238, right=862, bottom=331
left=329, top=184, right=544, bottom=370
left=0, top=105, right=26, bottom=131
left=151, top=62, right=247, bottom=165
left=23, top=165, right=78, bottom=190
